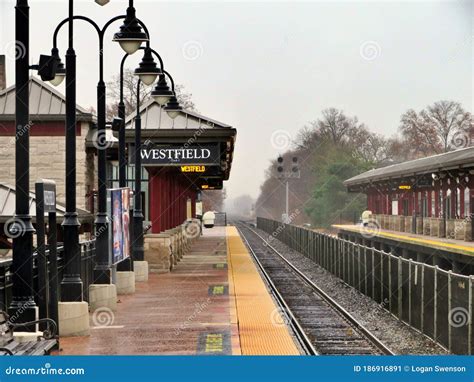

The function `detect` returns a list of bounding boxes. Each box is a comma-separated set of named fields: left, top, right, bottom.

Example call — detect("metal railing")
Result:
left=0, top=240, right=96, bottom=312
left=257, top=217, right=473, bottom=355
left=214, top=212, right=227, bottom=226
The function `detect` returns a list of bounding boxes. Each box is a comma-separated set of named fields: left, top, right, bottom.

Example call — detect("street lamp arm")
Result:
left=163, top=70, right=175, bottom=92
left=147, top=48, right=165, bottom=73
left=101, top=15, right=149, bottom=43
left=136, top=79, right=141, bottom=117
left=120, top=45, right=165, bottom=100
left=53, top=15, right=101, bottom=49
left=119, top=53, right=129, bottom=103
left=100, top=15, right=127, bottom=39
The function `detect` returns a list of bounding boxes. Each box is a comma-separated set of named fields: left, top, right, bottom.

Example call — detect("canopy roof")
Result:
left=0, top=183, right=93, bottom=224
left=0, top=76, right=94, bottom=122
left=344, top=146, right=474, bottom=187
left=124, top=98, right=232, bottom=130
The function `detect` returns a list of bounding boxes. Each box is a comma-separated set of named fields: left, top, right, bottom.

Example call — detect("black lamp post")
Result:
left=8, top=0, right=61, bottom=325
left=116, top=46, right=162, bottom=271
left=133, top=79, right=144, bottom=261
left=132, top=66, right=182, bottom=261
left=61, top=0, right=82, bottom=301
left=114, top=45, right=182, bottom=270
left=49, top=1, right=148, bottom=287
left=9, top=0, right=37, bottom=324
left=121, top=47, right=179, bottom=262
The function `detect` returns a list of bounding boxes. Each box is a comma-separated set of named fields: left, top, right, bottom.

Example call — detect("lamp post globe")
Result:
left=164, top=96, right=183, bottom=119
left=134, top=48, right=161, bottom=86
left=151, top=75, right=173, bottom=106
left=49, top=70, right=65, bottom=86
left=49, top=48, right=66, bottom=86
left=112, top=5, right=148, bottom=54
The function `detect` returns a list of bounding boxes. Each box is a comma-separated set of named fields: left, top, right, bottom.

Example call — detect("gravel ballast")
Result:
left=253, top=226, right=449, bottom=355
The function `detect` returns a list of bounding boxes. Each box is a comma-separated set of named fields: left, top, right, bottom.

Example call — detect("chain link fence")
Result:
left=257, top=217, right=473, bottom=354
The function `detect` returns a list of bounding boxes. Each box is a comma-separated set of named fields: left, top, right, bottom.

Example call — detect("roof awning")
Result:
left=344, top=147, right=474, bottom=188
left=0, top=183, right=93, bottom=224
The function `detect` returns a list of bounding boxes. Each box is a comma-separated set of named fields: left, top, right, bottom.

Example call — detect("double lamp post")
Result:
left=10, top=0, right=182, bottom=323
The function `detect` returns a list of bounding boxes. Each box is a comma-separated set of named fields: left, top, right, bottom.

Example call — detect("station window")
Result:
left=421, top=191, right=428, bottom=217
left=403, top=199, right=409, bottom=216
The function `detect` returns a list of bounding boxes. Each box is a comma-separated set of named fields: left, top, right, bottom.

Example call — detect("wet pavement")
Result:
left=59, top=227, right=239, bottom=355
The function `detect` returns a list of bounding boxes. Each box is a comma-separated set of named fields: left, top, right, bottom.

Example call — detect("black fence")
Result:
left=257, top=217, right=473, bottom=355
left=0, top=240, right=96, bottom=312
left=214, top=212, right=227, bottom=227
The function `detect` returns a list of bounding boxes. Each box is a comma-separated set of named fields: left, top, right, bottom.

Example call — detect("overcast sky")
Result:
left=0, top=1, right=472, bottom=201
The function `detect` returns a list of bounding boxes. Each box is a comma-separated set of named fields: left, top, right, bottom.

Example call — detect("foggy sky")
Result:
left=0, top=1, right=472, bottom=201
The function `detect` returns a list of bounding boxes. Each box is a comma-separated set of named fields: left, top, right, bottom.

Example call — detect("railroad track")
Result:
left=236, top=222, right=394, bottom=356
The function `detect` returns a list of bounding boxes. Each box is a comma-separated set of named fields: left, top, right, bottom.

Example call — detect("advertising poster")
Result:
left=122, top=188, right=131, bottom=260
left=110, top=188, right=131, bottom=265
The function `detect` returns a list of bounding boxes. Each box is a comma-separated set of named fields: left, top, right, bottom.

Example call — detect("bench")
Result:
left=0, top=311, right=58, bottom=355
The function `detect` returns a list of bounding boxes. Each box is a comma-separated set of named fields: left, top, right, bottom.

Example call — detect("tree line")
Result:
left=256, top=101, right=473, bottom=228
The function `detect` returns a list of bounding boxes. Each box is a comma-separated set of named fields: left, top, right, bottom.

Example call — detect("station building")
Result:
left=109, top=98, right=235, bottom=233
left=340, top=147, right=474, bottom=274
left=0, top=73, right=235, bottom=244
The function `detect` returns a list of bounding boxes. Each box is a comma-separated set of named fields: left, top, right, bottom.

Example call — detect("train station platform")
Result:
left=58, top=226, right=299, bottom=355
left=333, top=224, right=474, bottom=274
left=333, top=224, right=474, bottom=257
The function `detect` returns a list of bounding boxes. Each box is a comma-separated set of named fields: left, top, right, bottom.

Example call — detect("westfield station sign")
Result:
left=129, top=143, right=221, bottom=166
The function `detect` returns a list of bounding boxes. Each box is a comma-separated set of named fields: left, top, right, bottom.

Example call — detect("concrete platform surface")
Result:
left=333, top=224, right=474, bottom=257
left=58, top=226, right=299, bottom=355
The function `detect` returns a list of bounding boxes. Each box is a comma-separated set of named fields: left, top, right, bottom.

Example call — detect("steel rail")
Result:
left=236, top=224, right=318, bottom=355
left=237, top=221, right=395, bottom=356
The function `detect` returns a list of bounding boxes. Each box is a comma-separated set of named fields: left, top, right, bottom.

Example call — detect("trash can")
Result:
left=202, top=211, right=216, bottom=228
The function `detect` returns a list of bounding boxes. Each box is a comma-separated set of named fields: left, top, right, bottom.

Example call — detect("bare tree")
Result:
left=399, top=101, right=471, bottom=154
left=426, top=101, right=471, bottom=151
left=106, top=69, right=196, bottom=120
left=202, top=189, right=227, bottom=212
left=351, top=127, right=390, bottom=164
left=316, top=108, right=363, bottom=145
